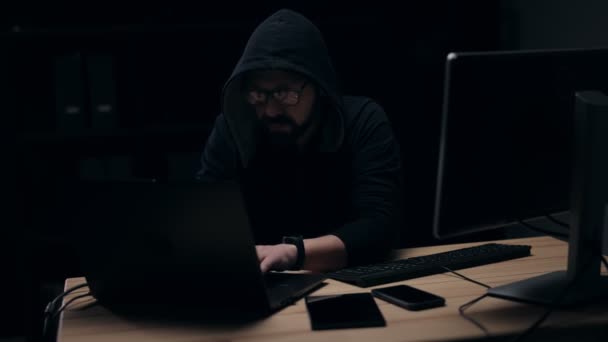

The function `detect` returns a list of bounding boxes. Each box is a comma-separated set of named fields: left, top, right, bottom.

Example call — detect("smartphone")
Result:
left=305, top=293, right=386, bottom=330
left=371, top=284, right=445, bottom=311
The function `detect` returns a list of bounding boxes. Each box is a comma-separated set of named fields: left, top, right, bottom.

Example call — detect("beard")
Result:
left=258, top=113, right=314, bottom=148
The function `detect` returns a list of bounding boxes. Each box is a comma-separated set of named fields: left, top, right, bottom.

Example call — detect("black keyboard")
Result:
left=329, top=243, right=532, bottom=287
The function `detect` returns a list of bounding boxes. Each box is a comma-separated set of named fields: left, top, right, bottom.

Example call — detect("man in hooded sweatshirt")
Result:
left=198, top=9, right=402, bottom=273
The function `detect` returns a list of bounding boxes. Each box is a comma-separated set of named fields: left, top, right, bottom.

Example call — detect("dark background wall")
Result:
left=501, top=0, right=608, bottom=50
left=2, top=1, right=608, bottom=341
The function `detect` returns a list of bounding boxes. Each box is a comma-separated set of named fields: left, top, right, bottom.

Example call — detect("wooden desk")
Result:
left=57, top=237, right=608, bottom=341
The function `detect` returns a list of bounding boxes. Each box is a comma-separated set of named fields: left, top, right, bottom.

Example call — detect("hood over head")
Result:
left=222, top=9, right=344, bottom=167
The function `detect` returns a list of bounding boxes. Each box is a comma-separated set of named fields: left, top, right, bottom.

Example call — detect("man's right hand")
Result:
left=255, top=244, right=298, bottom=273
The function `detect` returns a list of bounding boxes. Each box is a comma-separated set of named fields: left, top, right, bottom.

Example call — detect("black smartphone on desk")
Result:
left=305, top=293, right=386, bottom=330
left=371, top=285, right=445, bottom=311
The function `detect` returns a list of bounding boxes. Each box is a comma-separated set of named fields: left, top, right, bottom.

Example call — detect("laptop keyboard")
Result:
left=263, top=272, right=326, bottom=308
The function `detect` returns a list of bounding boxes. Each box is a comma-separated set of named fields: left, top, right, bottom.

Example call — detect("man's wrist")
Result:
left=282, top=235, right=305, bottom=270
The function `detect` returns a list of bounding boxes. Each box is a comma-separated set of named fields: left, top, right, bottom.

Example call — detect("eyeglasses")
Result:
left=245, top=81, right=308, bottom=106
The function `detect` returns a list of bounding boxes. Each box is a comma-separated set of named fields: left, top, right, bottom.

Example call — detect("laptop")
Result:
left=66, top=180, right=325, bottom=318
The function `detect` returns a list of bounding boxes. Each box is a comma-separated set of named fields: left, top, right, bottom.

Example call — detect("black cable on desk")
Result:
left=441, top=266, right=491, bottom=289
left=441, top=266, right=491, bottom=336
left=448, top=238, right=606, bottom=341
left=458, top=294, right=490, bottom=337
left=544, top=214, right=569, bottom=228
left=517, top=219, right=569, bottom=239
left=52, top=292, right=92, bottom=318
left=543, top=215, right=607, bottom=272
left=509, top=254, right=602, bottom=342
left=44, top=283, right=89, bottom=319
left=43, top=283, right=90, bottom=339
left=509, top=286, right=572, bottom=342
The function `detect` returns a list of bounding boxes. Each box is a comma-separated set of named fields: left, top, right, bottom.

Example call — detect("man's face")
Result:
left=245, top=70, right=316, bottom=145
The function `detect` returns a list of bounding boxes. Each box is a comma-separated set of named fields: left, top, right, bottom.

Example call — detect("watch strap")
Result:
left=282, top=235, right=305, bottom=270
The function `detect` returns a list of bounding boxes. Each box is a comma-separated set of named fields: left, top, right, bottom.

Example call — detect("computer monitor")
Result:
left=434, top=48, right=608, bottom=306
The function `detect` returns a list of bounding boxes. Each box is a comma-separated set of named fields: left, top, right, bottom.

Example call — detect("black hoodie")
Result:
left=198, top=9, right=402, bottom=266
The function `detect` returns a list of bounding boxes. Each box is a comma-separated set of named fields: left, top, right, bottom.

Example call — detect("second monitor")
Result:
left=434, top=47, right=608, bottom=243
left=434, top=47, right=608, bottom=305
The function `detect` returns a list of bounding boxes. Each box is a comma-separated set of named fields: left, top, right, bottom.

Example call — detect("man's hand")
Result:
left=256, top=235, right=347, bottom=273
left=256, top=244, right=298, bottom=273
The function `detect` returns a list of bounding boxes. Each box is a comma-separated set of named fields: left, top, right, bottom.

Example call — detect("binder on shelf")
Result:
left=79, top=157, right=105, bottom=180
left=53, top=53, right=86, bottom=133
left=79, top=156, right=132, bottom=181
left=105, top=155, right=132, bottom=180
left=86, top=54, right=118, bottom=132
left=167, top=152, right=200, bottom=181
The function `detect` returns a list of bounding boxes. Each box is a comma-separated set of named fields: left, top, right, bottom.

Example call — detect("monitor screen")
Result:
left=433, top=48, right=608, bottom=239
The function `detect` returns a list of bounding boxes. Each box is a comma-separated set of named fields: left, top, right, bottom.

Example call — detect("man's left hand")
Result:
left=256, top=244, right=298, bottom=273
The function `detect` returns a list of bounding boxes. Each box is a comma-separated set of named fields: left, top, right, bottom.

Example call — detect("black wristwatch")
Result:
left=282, top=235, right=305, bottom=270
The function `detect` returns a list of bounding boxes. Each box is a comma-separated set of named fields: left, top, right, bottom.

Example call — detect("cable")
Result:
left=545, top=215, right=606, bottom=273
left=441, top=266, right=491, bottom=335
left=444, top=218, right=602, bottom=341
left=544, top=214, right=569, bottom=228
left=509, top=282, right=575, bottom=342
left=517, top=219, right=569, bottom=239
left=441, top=266, right=491, bottom=289
left=545, top=216, right=607, bottom=273
left=46, top=283, right=89, bottom=314
left=52, top=292, right=93, bottom=318
left=42, top=283, right=90, bottom=339
left=511, top=244, right=608, bottom=342
left=459, top=294, right=490, bottom=337
left=509, top=253, right=601, bottom=342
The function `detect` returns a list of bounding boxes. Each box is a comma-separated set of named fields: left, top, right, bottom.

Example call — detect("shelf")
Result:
left=0, top=22, right=249, bottom=39
left=20, top=123, right=211, bottom=142
left=17, top=123, right=213, bottom=155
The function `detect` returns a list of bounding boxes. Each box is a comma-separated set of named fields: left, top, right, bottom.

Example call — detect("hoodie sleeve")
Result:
left=331, top=101, right=403, bottom=266
left=196, top=114, right=239, bottom=182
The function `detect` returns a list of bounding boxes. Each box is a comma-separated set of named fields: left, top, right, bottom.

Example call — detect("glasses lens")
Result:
left=282, top=91, right=299, bottom=105
left=247, top=88, right=301, bottom=106
left=247, top=91, right=266, bottom=104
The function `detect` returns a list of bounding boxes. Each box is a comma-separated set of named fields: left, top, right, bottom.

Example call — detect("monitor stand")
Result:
left=488, top=90, right=608, bottom=307
left=488, top=270, right=608, bottom=307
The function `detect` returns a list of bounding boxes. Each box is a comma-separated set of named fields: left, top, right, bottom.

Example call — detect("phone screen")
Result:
left=305, top=293, right=386, bottom=330
left=374, top=285, right=443, bottom=303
